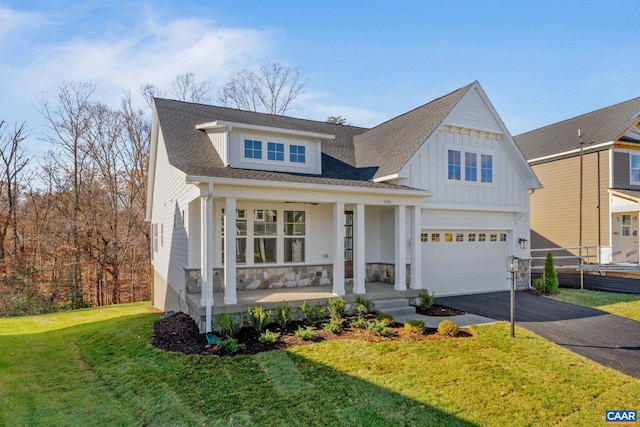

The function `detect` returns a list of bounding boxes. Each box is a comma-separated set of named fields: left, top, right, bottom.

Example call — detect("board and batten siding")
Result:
left=529, top=150, right=610, bottom=254
left=151, top=129, right=200, bottom=308
left=403, top=128, right=528, bottom=209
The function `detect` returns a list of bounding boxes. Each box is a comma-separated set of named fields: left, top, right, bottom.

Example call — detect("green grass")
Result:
left=547, top=288, right=640, bottom=321
left=2, top=303, right=639, bottom=426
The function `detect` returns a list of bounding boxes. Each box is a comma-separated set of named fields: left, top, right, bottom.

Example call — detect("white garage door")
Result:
left=421, top=230, right=510, bottom=296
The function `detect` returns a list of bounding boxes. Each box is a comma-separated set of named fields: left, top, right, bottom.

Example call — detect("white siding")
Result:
left=227, top=129, right=322, bottom=174
left=445, top=87, right=503, bottom=133
left=208, top=131, right=228, bottom=166
left=150, top=129, right=200, bottom=301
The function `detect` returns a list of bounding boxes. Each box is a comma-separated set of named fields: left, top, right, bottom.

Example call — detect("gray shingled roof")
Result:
left=514, top=97, right=640, bottom=161
left=354, top=83, right=474, bottom=179
left=153, top=98, right=418, bottom=191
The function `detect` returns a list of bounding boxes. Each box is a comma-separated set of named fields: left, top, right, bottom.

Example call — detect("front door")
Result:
left=344, top=211, right=353, bottom=278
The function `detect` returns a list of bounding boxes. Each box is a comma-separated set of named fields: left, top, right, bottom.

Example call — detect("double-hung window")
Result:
left=221, top=209, right=247, bottom=264
left=244, top=139, right=262, bottom=159
left=290, top=145, right=306, bottom=163
left=481, top=154, right=493, bottom=183
left=465, top=152, right=477, bottom=181
left=448, top=150, right=461, bottom=180
left=267, top=142, right=284, bottom=161
left=284, top=210, right=305, bottom=262
left=254, top=210, right=277, bottom=263
left=622, top=214, right=631, bottom=237
left=631, top=155, right=640, bottom=184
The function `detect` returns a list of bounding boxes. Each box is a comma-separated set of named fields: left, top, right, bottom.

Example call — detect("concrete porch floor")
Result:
left=185, top=282, right=423, bottom=315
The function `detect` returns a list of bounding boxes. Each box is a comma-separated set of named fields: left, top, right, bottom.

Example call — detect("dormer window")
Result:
left=290, top=145, right=306, bottom=163
left=244, top=139, right=262, bottom=159
left=267, top=142, right=284, bottom=161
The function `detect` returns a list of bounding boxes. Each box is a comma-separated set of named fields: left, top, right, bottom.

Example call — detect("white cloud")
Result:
left=0, top=7, right=273, bottom=131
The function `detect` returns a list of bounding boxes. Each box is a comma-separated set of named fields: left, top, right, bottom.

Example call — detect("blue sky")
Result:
left=1, top=0, right=638, bottom=153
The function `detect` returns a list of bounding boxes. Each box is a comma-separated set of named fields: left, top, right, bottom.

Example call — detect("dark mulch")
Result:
left=416, top=304, right=465, bottom=316
left=152, top=312, right=472, bottom=357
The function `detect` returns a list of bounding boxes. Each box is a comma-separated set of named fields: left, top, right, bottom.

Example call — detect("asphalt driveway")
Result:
left=435, top=291, right=640, bottom=379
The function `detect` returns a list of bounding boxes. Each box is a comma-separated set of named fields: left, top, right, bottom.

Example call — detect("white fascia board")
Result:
left=196, top=120, right=335, bottom=140
left=186, top=175, right=432, bottom=199
left=528, top=141, right=613, bottom=164
left=373, top=173, right=402, bottom=183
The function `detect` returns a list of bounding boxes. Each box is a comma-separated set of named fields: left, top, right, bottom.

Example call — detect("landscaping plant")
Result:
left=301, top=301, right=327, bottom=324
left=295, top=326, right=318, bottom=341
left=417, top=290, right=435, bottom=309
left=376, top=312, right=394, bottom=326
left=274, top=301, right=294, bottom=328
left=213, top=313, right=240, bottom=337
left=218, top=337, right=240, bottom=353
left=247, top=306, right=271, bottom=332
left=328, top=297, right=347, bottom=318
left=350, top=316, right=369, bottom=329
left=322, top=318, right=343, bottom=334
left=258, top=329, right=281, bottom=344
left=353, top=295, right=372, bottom=317
left=437, top=319, right=459, bottom=337
left=404, top=319, right=426, bottom=334
left=366, top=319, right=396, bottom=337
left=533, top=251, right=559, bottom=294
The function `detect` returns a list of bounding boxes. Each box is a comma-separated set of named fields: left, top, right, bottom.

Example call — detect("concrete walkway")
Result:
left=392, top=311, right=495, bottom=329
left=435, top=291, right=640, bottom=379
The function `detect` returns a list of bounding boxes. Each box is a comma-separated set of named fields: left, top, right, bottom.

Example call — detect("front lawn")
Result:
left=1, top=303, right=638, bottom=426
left=547, top=288, right=640, bottom=321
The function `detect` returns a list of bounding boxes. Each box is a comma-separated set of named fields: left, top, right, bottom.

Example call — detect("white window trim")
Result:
left=630, top=154, right=640, bottom=185
left=445, top=145, right=495, bottom=186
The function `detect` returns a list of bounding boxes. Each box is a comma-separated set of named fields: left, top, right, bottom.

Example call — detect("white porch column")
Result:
left=353, top=203, right=366, bottom=294
left=199, top=183, right=214, bottom=333
left=223, top=197, right=237, bottom=305
left=394, top=204, right=407, bottom=291
left=410, top=205, right=422, bottom=290
left=333, top=202, right=345, bottom=295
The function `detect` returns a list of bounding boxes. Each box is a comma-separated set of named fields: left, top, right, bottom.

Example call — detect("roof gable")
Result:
left=353, top=82, right=474, bottom=179
left=514, top=97, right=640, bottom=161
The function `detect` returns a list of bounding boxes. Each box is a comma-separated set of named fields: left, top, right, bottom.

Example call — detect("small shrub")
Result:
left=213, top=313, right=241, bottom=337
left=376, top=312, right=395, bottom=326
left=322, top=318, right=343, bottom=334
left=543, top=251, right=559, bottom=293
left=354, top=295, right=372, bottom=312
left=404, top=319, right=426, bottom=334
left=417, top=290, right=435, bottom=309
left=350, top=316, right=369, bottom=329
left=328, top=297, right=347, bottom=318
left=532, top=277, right=546, bottom=294
left=295, top=326, right=318, bottom=341
left=247, top=306, right=271, bottom=332
left=366, top=319, right=396, bottom=337
left=301, top=301, right=327, bottom=324
left=274, top=301, right=294, bottom=328
left=219, top=337, right=239, bottom=353
left=437, top=320, right=459, bottom=337
left=258, top=329, right=281, bottom=344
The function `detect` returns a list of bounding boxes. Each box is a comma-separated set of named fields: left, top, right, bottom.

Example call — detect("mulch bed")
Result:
left=152, top=311, right=471, bottom=357
left=416, top=304, right=466, bottom=316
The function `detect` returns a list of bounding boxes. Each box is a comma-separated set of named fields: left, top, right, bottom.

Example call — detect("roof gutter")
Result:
left=528, top=141, right=613, bottom=164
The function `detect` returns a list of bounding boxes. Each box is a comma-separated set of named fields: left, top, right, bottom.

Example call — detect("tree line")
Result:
left=0, top=63, right=309, bottom=316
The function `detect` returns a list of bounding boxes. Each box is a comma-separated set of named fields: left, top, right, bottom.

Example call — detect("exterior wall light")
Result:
left=518, top=238, right=528, bottom=250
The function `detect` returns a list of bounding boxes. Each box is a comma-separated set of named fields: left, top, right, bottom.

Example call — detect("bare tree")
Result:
left=138, top=83, right=166, bottom=109
left=218, top=62, right=305, bottom=115
left=171, top=72, right=212, bottom=104
left=38, top=81, right=95, bottom=307
left=0, top=120, right=30, bottom=261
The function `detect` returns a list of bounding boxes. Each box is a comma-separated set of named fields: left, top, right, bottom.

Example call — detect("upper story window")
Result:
left=448, top=149, right=493, bottom=184
left=631, top=154, right=640, bottom=184
left=448, top=150, right=461, bottom=180
left=267, top=142, right=284, bottom=161
left=481, top=154, right=493, bottom=183
left=244, top=139, right=262, bottom=159
left=290, top=145, right=306, bottom=163
left=465, top=152, right=477, bottom=181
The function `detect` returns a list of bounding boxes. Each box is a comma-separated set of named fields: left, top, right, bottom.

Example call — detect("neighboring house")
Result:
left=146, top=81, right=540, bottom=331
left=514, top=97, right=640, bottom=264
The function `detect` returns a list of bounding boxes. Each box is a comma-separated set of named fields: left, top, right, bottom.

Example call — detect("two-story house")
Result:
left=146, top=81, right=541, bottom=331
left=514, top=97, right=640, bottom=264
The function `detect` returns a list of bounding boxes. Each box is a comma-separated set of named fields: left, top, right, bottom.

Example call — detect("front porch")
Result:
left=184, top=282, right=423, bottom=331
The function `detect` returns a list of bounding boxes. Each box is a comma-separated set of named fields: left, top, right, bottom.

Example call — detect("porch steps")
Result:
left=370, top=297, right=416, bottom=319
